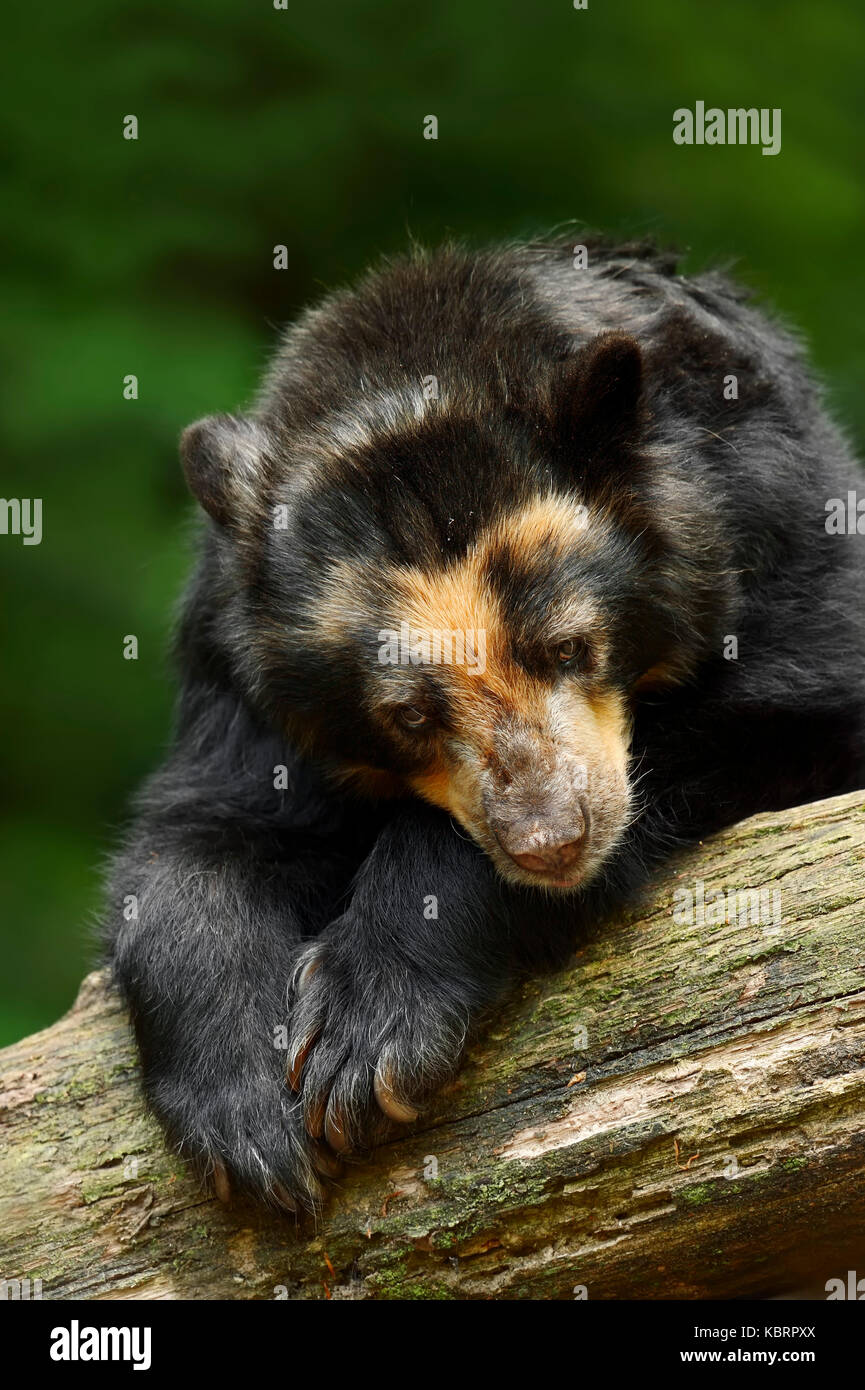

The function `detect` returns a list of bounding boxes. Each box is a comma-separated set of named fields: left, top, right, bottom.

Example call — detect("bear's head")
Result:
left=180, top=331, right=715, bottom=892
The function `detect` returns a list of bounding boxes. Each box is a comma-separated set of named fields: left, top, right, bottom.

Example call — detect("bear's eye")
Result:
left=398, top=705, right=429, bottom=729
left=555, top=637, right=594, bottom=671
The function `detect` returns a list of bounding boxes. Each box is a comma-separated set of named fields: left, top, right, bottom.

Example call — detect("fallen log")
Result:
left=2, top=789, right=865, bottom=1301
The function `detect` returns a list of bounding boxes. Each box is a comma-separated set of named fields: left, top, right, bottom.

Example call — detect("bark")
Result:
left=2, top=789, right=865, bottom=1301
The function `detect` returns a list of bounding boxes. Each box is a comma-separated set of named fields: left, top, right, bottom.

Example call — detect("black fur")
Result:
left=103, top=237, right=865, bottom=1210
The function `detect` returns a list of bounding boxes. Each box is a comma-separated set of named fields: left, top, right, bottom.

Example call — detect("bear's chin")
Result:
left=497, top=863, right=589, bottom=893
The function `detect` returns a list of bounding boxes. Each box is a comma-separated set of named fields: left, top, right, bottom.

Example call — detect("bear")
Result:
left=104, top=236, right=865, bottom=1211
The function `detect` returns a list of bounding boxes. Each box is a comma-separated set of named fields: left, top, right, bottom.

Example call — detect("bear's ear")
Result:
left=555, top=332, right=646, bottom=464
left=180, top=414, right=271, bottom=528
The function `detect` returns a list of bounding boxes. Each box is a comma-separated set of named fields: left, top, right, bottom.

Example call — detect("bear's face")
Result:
left=292, top=491, right=635, bottom=891
left=181, top=333, right=691, bottom=892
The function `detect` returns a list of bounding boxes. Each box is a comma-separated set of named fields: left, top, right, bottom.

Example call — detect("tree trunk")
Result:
left=2, top=789, right=865, bottom=1301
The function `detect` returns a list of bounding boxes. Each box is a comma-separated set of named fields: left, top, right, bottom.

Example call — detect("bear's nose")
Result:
left=510, top=838, right=584, bottom=874
left=494, top=806, right=588, bottom=875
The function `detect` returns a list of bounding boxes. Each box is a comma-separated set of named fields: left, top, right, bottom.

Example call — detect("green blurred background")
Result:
left=1, top=0, right=862, bottom=1045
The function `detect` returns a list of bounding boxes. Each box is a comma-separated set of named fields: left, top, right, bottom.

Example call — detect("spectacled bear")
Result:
left=104, top=237, right=865, bottom=1211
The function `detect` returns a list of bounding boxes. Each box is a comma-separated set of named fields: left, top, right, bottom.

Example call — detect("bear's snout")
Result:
left=492, top=807, right=588, bottom=876
left=481, top=725, right=593, bottom=881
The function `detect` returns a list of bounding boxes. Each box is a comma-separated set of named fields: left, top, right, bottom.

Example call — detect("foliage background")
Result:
left=1, top=0, right=863, bottom=1044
